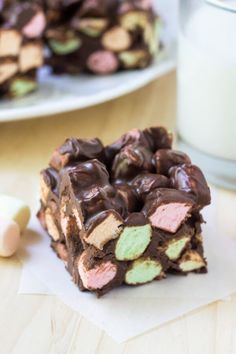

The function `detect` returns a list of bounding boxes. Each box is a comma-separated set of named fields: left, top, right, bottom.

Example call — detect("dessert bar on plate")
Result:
left=44, top=0, right=160, bottom=75
left=0, top=0, right=160, bottom=98
left=0, top=1, right=45, bottom=98
left=38, top=127, right=211, bottom=297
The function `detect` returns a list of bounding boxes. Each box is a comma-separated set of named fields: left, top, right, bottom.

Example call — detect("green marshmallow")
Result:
left=119, top=51, right=139, bottom=68
left=119, top=51, right=134, bottom=67
left=121, top=12, right=148, bottom=31
left=10, top=79, right=37, bottom=97
left=125, top=258, right=162, bottom=285
left=165, top=236, right=190, bottom=261
left=179, top=251, right=206, bottom=272
left=79, top=27, right=102, bottom=38
left=49, top=38, right=81, bottom=55
left=115, top=224, right=152, bottom=261
left=119, top=50, right=148, bottom=69
left=180, top=260, right=205, bottom=272
left=78, top=18, right=107, bottom=38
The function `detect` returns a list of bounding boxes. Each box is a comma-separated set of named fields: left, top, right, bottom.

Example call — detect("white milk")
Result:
left=178, top=4, right=236, bottom=160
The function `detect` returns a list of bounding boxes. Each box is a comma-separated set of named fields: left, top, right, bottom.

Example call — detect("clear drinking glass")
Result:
left=178, top=0, right=236, bottom=190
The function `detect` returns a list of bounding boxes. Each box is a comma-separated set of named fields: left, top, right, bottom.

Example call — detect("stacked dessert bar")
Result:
left=0, top=0, right=46, bottom=98
left=44, top=0, right=160, bottom=74
left=0, top=0, right=160, bottom=98
left=38, top=127, right=211, bottom=297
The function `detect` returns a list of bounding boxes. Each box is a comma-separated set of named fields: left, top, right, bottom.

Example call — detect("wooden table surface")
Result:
left=0, top=71, right=236, bottom=354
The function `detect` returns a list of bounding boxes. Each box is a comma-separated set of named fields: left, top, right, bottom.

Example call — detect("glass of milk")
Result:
left=178, top=0, right=236, bottom=190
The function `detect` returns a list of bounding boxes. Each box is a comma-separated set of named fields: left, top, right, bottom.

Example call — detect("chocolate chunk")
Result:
left=115, top=183, right=140, bottom=214
left=131, top=172, right=169, bottom=200
left=60, top=159, right=125, bottom=221
left=154, top=149, right=191, bottom=175
left=111, top=143, right=154, bottom=181
left=104, top=128, right=150, bottom=166
left=79, top=0, right=117, bottom=17
left=63, top=159, right=110, bottom=192
left=169, top=164, right=211, bottom=208
left=50, top=137, right=104, bottom=170
left=143, top=127, right=173, bottom=152
left=142, top=188, right=195, bottom=233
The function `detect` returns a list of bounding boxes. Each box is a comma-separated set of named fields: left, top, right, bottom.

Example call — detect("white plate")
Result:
left=0, top=0, right=177, bottom=122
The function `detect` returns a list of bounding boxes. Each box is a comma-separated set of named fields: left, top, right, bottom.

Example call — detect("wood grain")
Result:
left=0, top=71, right=236, bottom=354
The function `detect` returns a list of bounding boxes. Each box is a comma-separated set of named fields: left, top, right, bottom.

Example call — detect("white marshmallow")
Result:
left=0, top=195, right=30, bottom=232
left=19, top=43, right=43, bottom=73
left=0, top=60, right=18, bottom=84
left=0, top=29, right=22, bottom=57
left=0, top=217, right=20, bottom=257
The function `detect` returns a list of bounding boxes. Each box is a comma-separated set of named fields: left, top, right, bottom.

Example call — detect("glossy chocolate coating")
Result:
left=131, top=172, right=169, bottom=200
left=104, top=129, right=150, bottom=167
left=159, top=222, right=194, bottom=242
left=142, top=188, right=195, bottom=217
left=115, top=183, right=140, bottom=214
left=61, top=159, right=126, bottom=219
left=154, top=149, right=191, bottom=175
left=111, top=143, right=154, bottom=181
left=125, top=212, right=149, bottom=226
left=85, top=209, right=123, bottom=234
left=79, top=0, right=118, bottom=17
left=41, top=167, right=60, bottom=197
left=50, top=137, right=104, bottom=170
left=8, top=3, right=42, bottom=30
left=65, top=159, right=109, bottom=189
left=169, top=164, right=211, bottom=208
left=143, top=127, right=173, bottom=152
left=39, top=126, right=210, bottom=296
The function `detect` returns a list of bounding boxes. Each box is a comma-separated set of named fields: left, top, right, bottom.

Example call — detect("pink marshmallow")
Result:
left=128, top=128, right=142, bottom=140
left=0, top=217, right=20, bottom=257
left=78, top=253, right=117, bottom=290
left=119, top=2, right=133, bottom=13
left=119, top=0, right=152, bottom=12
left=22, top=11, right=46, bottom=38
left=149, top=202, right=192, bottom=233
left=87, top=50, right=119, bottom=74
left=137, top=0, right=152, bottom=10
